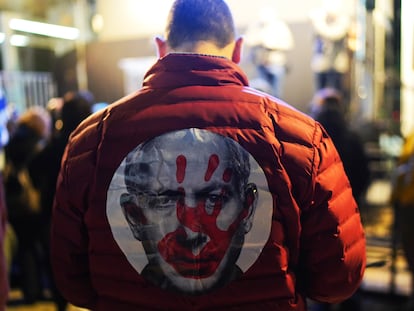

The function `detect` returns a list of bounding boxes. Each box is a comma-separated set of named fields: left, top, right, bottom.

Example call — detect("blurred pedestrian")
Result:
left=309, top=0, right=350, bottom=92
left=309, top=87, right=371, bottom=311
left=244, top=8, right=294, bottom=98
left=31, top=90, right=94, bottom=311
left=0, top=178, right=9, bottom=311
left=0, top=88, right=10, bottom=310
left=310, top=87, right=371, bottom=206
left=3, top=106, right=51, bottom=304
left=391, top=131, right=414, bottom=311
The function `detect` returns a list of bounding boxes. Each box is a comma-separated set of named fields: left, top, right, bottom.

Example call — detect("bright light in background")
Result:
left=401, top=0, right=414, bottom=86
left=96, top=0, right=173, bottom=41
left=321, top=0, right=344, bottom=14
left=400, top=0, right=414, bottom=136
left=0, top=32, right=30, bottom=46
left=9, top=34, right=29, bottom=47
left=91, top=13, right=104, bottom=33
left=9, top=18, right=80, bottom=40
left=94, top=0, right=355, bottom=41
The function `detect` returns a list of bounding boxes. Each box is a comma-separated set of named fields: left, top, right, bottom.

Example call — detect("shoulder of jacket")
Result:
left=253, top=92, right=324, bottom=146
left=252, top=92, right=328, bottom=207
left=244, top=87, right=317, bottom=126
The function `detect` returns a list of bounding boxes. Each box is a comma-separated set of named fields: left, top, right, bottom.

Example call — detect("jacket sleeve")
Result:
left=299, top=124, right=366, bottom=303
left=50, top=126, right=99, bottom=309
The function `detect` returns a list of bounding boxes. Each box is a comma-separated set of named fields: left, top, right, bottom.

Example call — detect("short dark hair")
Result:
left=61, top=91, right=94, bottom=135
left=165, top=0, right=236, bottom=49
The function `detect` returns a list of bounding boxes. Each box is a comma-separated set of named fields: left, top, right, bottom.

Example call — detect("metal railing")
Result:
left=0, top=70, right=56, bottom=112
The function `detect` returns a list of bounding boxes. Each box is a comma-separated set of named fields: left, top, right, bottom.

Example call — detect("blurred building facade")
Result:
left=0, top=0, right=410, bottom=136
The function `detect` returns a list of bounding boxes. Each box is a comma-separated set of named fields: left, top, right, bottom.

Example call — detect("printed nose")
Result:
left=181, top=226, right=209, bottom=256
left=177, top=199, right=204, bottom=233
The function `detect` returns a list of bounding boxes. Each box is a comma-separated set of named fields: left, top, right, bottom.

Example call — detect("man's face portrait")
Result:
left=107, top=129, right=272, bottom=295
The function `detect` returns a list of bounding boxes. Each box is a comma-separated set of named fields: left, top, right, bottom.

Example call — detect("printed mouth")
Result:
left=163, top=242, right=223, bottom=278
left=170, top=257, right=218, bottom=278
left=159, top=228, right=225, bottom=278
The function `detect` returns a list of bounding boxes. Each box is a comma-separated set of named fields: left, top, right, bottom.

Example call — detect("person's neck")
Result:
left=170, top=41, right=234, bottom=60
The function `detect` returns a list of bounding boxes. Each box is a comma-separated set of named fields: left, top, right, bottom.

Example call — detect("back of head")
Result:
left=61, top=90, right=94, bottom=136
left=18, top=106, right=52, bottom=141
left=165, top=0, right=236, bottom=50
left=310, top=87, right=344, bottom=118
left=310, top=88, right=347, bottom=140
left=6, top=106, right=52, bottom=167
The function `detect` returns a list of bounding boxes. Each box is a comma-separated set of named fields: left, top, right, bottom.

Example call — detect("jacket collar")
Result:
left=142, top=53, right=249, bottom=89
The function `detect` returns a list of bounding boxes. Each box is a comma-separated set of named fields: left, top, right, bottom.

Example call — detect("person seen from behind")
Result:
left=0, top=177, right=8, bottom=311
left=30, top=90, right=94, bottom=311
left=310, top=87, right=371, bottom=207
left=0, top=89, right=10, bottom=311
left=50, top=1, right=366, bottom=310
left=309, top=89, right=371, bottom=311
left=391, top=132, right=414, bottom=311
left=3, top=106, right=51, bottom=304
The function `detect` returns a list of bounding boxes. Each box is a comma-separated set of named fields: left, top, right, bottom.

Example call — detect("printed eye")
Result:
left=136, top=190, right=181, bottom=210
left=154, top=195, right=177, bottom=207
left=150, top=190, right=183, bottom=210
left=206, top=194, right=222, bottom=205
left=205, top=191, right=229, bottom=208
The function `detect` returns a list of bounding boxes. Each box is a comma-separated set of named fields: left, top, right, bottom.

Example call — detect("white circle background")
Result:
left=106, top=134, right=273, bottom=274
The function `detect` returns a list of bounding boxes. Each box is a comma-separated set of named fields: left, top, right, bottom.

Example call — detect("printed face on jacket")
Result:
left=107, top=129, right=272, bottom=295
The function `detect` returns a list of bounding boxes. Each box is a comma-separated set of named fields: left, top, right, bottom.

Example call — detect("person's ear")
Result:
left=120, top=193, right=143, bottom=240
left=242, top=183, right=258, bottom=233
left=231, top=37, right=244, bottom=64
left=155, top=36, right=168, bottom=58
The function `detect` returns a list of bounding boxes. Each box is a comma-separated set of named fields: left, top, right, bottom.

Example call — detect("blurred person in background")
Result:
left=3, top=106, right=51, bottom=304
left=0, top=174, right=9, bottom=311
left=31, top=90, right=94, bottom=311
left=310, top=87, right=371, bottom=207
left=244, top=8, right=294, bottom=98
left=309, top=0, right=351, bottom=93
left=391, top=132, right=414, bottom=311
left=309, top=87, right=370, bottom=311
left=0, top=89, right=10, bottom=310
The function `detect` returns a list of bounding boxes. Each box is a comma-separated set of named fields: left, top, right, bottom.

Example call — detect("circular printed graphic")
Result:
left=106, top=128, right=272, bottom=295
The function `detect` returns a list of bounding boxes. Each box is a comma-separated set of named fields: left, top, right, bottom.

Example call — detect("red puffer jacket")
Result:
left=51, top=54, right=365, bottom=311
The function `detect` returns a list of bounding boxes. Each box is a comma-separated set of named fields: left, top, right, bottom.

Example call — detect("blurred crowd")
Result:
left=0, top=90, right=96, bottom=311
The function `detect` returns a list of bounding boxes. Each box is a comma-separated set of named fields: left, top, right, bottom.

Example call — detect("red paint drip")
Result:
left=176, top=155, right=187, bottom=183
left=205, top=154, right=219, bottom=181
left=222, top=168, right=232, bottom=182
